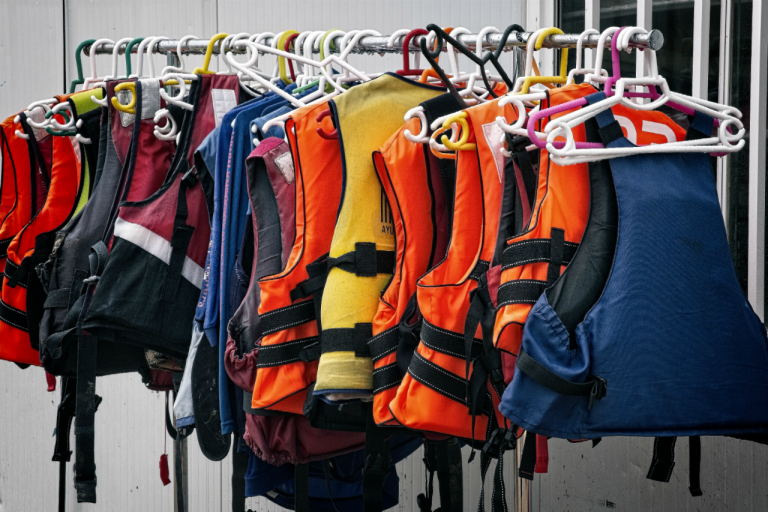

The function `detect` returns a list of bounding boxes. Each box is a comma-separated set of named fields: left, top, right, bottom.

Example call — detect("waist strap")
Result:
left=327, top=242, right=394, bottom=276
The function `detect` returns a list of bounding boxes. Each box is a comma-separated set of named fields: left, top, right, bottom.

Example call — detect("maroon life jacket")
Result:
left=71, top=75, right=239, bottom=504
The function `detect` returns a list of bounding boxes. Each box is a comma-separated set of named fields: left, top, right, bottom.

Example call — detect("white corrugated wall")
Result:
left=0, top=1, right=767, bottom=511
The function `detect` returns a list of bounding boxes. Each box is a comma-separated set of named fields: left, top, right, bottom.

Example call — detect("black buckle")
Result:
left=482, top=428, right=516, bottom=459
left=181, top=168, right=199, bottom=188
left=299, top=341, right=321, bottom=362
left=362, top=453, right=389, bottom=478
left=587, top=376, right=607, bottom=410
left=510, top=134, right=531, bottom=153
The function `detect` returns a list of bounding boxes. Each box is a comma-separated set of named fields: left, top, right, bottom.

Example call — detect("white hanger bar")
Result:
left=85, top=30, right=664, bottom=57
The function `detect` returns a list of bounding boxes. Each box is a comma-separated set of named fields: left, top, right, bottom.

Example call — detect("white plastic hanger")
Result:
left=461, top=26, right=501, bottom=101
left=565, top=29, right=605, bottom=85
left=82, top=38, right=115, bottom=89
left=160, top=35, right=199, bottom=75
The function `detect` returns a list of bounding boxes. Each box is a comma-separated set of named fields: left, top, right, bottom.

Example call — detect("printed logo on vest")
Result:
left=481, top=121, right=505, bottom=183
left=379, top=186, right=395, bottom=235
left=274, top=151, right=295, bottom=184
left=211, top=89, right=237, bottom=128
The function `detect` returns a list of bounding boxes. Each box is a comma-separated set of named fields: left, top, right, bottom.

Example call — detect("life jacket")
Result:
left=69, top=75, right=237, bottom=504
left=39, top=80, right=172, bottom=377
left=386, top=97, right=520, bottom=444
left=0, top=113, right=33, bottom=293
left=493, top=83, right=688, bottom=386
left=314, top=72, right=443, bottom=402
left=249, top=100, right=342, bottom=414
left=0, top=102, right=84, bottom=366
left=225, top=137, right=421, bottom=512
left=23, top=90, right=104, bottom=356
left=368, top=104, right=455, bottom=427
left=501, top=93, right=768, bottom=442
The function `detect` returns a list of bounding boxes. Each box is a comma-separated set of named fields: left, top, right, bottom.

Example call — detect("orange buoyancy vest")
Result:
left=250, top=100, right=344, bottom=414
left=388, top=98, right=521, bottom=441
left=492, top=83, right=687, bottom=384
left=0, top=114, right=33, bottom=275
left=0, top=118, right=83, bottom=365
left=369, top=117, right=449, bottom=426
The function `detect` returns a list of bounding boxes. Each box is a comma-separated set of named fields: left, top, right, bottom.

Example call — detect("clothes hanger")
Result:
left=160, top=35, right=198, bottom=75
left=277, top=31, right=300, bottom=84
left=124, top=37, right=145, bottom=76
left=462, top=26, right=501, bottom=101
left=419, top=27, right=456, bottom=85
left=82, top=38, right=116, bottom=89
left=69, top=39, right=96, bottom=93
left=105, top=37, right=132, bottom=80
left=283, top=32, right=301, bottom=83
left=419, top=28, right=466, bottom=107
left=334, top=30, right=382, bottom=86
left=424, top=24, right=525, bottom=96
left=515, top=27, right=569, bottom=94
left=14, top=99, right=57, bottom=139
left=530, top=27, right=745, bottom=164
left=584, top=27, right=620, bottom=86
left=397, top=29, right=430, bottom=76
left=565, top=29, right=606, bottom=85
left=193, top=33, right=229, bottom=75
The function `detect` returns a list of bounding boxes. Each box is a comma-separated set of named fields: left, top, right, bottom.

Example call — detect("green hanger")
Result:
left=69, top=39, right=96, bottom=93
left=44, top=110, right=76, bottom=137
left=125, top=38, right=145, bottom=77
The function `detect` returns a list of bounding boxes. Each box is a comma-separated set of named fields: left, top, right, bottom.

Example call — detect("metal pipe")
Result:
left=86, top=29, right=663, bottom=56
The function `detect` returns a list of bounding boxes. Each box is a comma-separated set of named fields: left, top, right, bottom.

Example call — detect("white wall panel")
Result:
left=2, top=2, right=768, bottom=512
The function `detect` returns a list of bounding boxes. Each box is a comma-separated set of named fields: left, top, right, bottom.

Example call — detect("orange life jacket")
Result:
left=388, top=97, right=520, bottom=441
left=0, top=113, right=33, bottom=280
left=250, top=99, right=343, bottom=414
left=0, top=110, right=84, bottom=366
left=492, top=83, right=687, bottom=385
left=369, top=117, right=448, bottom=426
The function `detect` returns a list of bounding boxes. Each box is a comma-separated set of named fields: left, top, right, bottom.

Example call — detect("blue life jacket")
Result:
left=502, top=93, right=768, bottom=441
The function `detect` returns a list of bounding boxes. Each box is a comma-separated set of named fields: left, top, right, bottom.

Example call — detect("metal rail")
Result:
left=86, top=29, right=663, bottom=56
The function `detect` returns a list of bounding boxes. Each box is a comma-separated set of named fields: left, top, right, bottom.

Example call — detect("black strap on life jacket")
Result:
left=72, top=241, right=109, bottom=503
left=232, top=434, right=248, bottom=512
left=53, top=376, right=101, bottom=512
left=515, top=348, right=607, bottom=410
left=362, top=409, right=391, bottom=512
left=478, top=427, right=516, bottom=512
left=326, top=242, right=395, bottom=277
left=417, top=438, right=464, bottom=512
left=646, top=436, right=703, bottom=497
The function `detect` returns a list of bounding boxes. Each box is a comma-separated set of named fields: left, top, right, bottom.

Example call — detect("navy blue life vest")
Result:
left=501, top=93, right=768, bottom=441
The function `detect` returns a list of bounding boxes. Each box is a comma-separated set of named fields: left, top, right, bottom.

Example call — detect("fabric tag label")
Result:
left=274, top=151, right=295, bottom=184
left=482, top=121, right=506, bottom=183
left=117, top=89, right=136, bottom=127
left=211, top=89, right=237, bottom=128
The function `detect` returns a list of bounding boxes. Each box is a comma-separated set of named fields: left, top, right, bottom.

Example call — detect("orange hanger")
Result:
left=419, top=27, right=454, bottom=84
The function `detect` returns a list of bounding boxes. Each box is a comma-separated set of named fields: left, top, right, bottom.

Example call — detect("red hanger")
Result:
left=316, top=109, right=338, bottom=139
left=283, top=33, right=300, bottom=82
left=396, top=29, right=429, bottom=76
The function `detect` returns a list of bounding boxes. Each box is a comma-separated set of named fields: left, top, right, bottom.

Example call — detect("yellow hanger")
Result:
left=112, top=79, right=192, bottom=115
left=519, top=28, right=569, bottom=94
left=193, top=33, right=229, bottom=75
left=441, top=112, right=476, bottom=152
left=278, top=30, right=300, bottom=84
left=112, top=82, right=137, bottom=114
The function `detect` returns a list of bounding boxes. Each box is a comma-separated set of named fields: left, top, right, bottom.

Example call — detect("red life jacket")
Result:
left=0, top=108, right=83, bottom=366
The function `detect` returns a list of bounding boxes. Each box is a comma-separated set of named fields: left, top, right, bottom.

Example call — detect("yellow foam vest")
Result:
left=314, top=73, right=443, bottom=401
